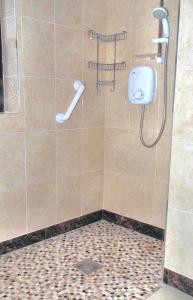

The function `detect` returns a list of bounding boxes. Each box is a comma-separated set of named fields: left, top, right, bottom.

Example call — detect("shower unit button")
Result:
left=133, top=89, right=144, bottom=101
left=128, top=66, right=156, bottom=105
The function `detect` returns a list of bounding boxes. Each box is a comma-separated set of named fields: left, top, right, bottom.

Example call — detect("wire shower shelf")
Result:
left=88, top=61, right=126, bottom=71
left=88, top=30, right=127, bottom=42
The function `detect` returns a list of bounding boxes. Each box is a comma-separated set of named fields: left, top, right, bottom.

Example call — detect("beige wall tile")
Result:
left=82, top=171, right=103, bottom=215
left=104, top=128, right=129, bottom=174
left=127, top=172, right=154, bottom=225
left=173, top=104, right=193, bottom=140
left=55, top=26, right=83, bottom=80
left=174, top=68, right=193, bottom=111
left=170, top=143, right=193, bottom=186
left=24, top=78, right=55, bottom=131
left=27, top=180, right=56, bottom=232
left=177, top=26, right=193, bottom=71
left=153, top=180, right=168, bottom=229
left=83, top=0, right=107, bottom=32
left=128, top=131, right=156, bottom=179
left=158, top=80, right=174, bottom=136
left=133, top=0, right=160, bottom=30
left=107, top=0, right=133, bottom=33
left=82, top=83, right=105, bottom=128
left=21, top=0, right=54, bottom=22
left=55, top=79, right=82, bottom=129
left=0, top=114, right=24, bottom=133
left=155, top=134, right=171, bottom=182
left=172, top=69, right=193, bottom=143
left=57, top=174, right=81, bottom=223
left=178, top=0, right=193, bottom=31
left=103, top=171, right=154, bottom=226
left=164, top=0, right=180, bottom=22
left=132, top=25, right=159, bottom=55
left=103, top=170, right=128, bottom=213
left=56, top=129, right=82, bottom=178
left=105, top=38, right=133, bottom=83
left=0, top=133, right=25, bottom=192
left=167, top=21, right=179, bottom=82
left=165, top=208, right=193, bottom=279
left=169, top=177, right=193, bottom=215
left=22, top=18, right=54, bottom=77
left=26, top=131, right=56, bottom=184
left=55, top=0, right=82, bottom=28
left=105, top=82, right=129, bottom=129
left=169, top=143, right=193, bottom=213
left=82, top=128, right=104, bottom=172
left=129, top=100, right=159, bottom=131
left=0, top=187, right=26, bottom=242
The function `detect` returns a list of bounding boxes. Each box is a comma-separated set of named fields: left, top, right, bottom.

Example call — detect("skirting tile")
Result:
left=0, top=209, right=164, bottom=255
left=164, top=268, right=193, bottom=297
left=102, top=210, right=164, bottom=240
left=0, top=210, right=102, bottom=255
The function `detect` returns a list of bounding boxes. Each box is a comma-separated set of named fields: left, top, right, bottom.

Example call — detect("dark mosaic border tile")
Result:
left=0, top=210, right=102, bottom=255
left=102, top=210, right=164, bottom=240
left=0, top=209, right=164, bottom=255
left=164, top=268, right=193, bottom=297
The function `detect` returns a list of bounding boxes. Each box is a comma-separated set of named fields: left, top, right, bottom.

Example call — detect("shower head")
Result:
left=153, top=7, right=170, bottom=38
left=153, top=7, right=168, bottom=20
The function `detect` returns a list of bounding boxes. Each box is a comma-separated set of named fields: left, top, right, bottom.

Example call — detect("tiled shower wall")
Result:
left=165, top=0, right=193, bottom=280
left=103, top=0, right=179, bottom=229
left=0, top=0, right=106, bottom=242
left=0, top=0, right=180, bottom=243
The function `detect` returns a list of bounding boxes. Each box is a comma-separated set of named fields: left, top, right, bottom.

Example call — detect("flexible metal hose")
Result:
left=140, top=44, right=169, bottom=148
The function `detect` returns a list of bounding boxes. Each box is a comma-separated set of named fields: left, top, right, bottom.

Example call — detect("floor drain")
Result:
left=75, top=258, right=103, bottom=275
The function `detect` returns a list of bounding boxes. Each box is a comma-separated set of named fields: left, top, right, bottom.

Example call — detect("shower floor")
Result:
left=0, top=220, right=164, bottom=299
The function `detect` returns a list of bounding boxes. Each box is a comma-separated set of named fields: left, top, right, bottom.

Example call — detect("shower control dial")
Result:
left=133, top=89, right=144, bottom=100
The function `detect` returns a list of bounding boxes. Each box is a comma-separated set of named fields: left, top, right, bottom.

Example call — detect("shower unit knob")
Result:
left=133, top=89, right=144, bottom=100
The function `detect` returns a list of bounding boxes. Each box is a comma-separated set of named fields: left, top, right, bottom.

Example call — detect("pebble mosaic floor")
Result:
left=0, top=220, right=164, bottom=299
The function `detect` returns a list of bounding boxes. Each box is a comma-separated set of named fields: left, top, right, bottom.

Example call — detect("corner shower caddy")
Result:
left=88, top=30, right=127, bottom=92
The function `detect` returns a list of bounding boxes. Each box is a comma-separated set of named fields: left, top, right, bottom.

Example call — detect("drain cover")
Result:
left=75, top=258, right=103, bottom=275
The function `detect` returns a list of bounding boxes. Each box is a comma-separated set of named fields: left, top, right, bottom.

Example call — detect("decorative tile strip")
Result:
left=164, top=268, right=193, bottom=297
left=0, top=210, right=102, bottom=255
left=102, top=210, right=164, bottom=240
left=0, top=209, right=164, bottom=255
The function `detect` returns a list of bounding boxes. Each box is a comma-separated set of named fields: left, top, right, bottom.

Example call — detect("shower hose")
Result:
left=140, top=44, right=169, bottom=148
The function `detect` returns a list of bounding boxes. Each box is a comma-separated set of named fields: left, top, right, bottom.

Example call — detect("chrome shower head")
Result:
left=153, top=7, right=168, bottom=20
left=153, top=7, right=169, bottom=38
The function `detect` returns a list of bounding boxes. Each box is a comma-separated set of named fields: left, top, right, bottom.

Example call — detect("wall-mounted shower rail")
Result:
left=133, top=53, right=157, bottom=60
left=88, top=30, right=127, bottom=42
left=88, top=61, right=126, bottom=71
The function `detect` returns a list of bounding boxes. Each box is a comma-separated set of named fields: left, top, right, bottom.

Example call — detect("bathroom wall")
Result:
left=0, top=0, right=106, bottom=242
left=0, top=0, right=181, bottom=243
left=165, top=0, right=193, bottom=280
left=103, top=0, right=179, bottom=229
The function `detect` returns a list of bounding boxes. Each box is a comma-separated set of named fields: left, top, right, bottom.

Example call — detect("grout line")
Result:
left=21, top=15, right=89, bottom=32
left=20, top=6, right=28, bottom=235
left=80, top=0, right=85, bottom=217
left=53, top=0, right=58, bottom=225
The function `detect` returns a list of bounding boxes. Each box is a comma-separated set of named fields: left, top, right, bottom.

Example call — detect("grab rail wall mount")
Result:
left=55, top=80, right=85, bottom=124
